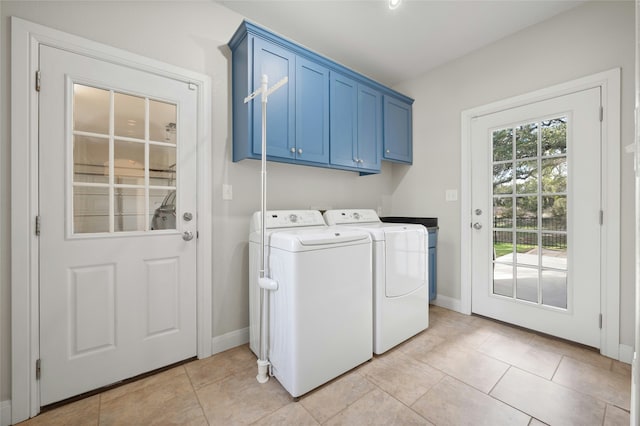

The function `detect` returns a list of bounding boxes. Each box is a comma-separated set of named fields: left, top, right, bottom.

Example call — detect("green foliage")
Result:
left=492, top=118, right=567, bottom=226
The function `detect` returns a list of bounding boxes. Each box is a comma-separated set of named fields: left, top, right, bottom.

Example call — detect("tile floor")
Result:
left=18, top=305, right=631, bottom=425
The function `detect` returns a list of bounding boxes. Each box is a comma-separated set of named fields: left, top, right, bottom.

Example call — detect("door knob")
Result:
left=182, top=231, right=194, bottom=241
left=472, top=222, right=482, bottom=230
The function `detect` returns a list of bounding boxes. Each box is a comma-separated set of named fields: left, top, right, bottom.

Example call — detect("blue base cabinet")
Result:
left=229, top=21, right=413, bottom=173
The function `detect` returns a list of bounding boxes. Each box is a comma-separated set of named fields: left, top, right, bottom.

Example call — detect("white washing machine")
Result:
left=249, top=210, right=373, bottom=397
left=324, top=209, right=429, bottom=354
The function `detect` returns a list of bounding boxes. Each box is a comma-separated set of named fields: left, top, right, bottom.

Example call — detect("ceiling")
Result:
left=218, top=0, right=587, bottom=87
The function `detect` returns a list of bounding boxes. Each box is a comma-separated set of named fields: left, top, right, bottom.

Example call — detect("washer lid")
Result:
left=269, top=229, right=371, bottom=252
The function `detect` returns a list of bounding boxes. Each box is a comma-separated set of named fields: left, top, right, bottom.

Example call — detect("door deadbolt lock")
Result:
left=475, top=209, right=482, bottom=216
left=182, top=231, right=194, bottom=241
left=183, top=212, right=193, bottom=222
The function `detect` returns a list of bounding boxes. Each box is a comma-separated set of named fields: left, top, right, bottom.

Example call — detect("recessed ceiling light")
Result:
left=388, top=0, right=401, bottom=10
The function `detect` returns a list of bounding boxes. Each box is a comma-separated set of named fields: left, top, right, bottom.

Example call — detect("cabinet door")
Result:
left=357, top=85, right=382, bottom=171
left=383, top=96, right=413, bottom=164
left=296, top=58, right=329, bottom=164
left=329, top=72, right=358, bottom=168
left=252, top=37, right=295, bottom=159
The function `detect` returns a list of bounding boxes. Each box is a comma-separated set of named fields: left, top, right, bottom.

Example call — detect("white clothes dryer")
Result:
left=324, top=209, right=429, bottom=354
left=249, top=210, right=373, bottom=397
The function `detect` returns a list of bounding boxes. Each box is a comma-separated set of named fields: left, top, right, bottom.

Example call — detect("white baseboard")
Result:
left=432, top=294, right=463, bottom=313
left=619, top=344, right=634, bottom=364
left=211, top=327, right=249, bottom=355
left=1, top=400, right=11, bottom=426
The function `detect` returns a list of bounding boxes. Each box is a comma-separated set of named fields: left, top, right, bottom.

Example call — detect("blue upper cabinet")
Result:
left=296, top=57, right=329, bottom=165
left=329, top=73, right=358, bottom=169
left=357, top=85, right=382, bottom=171
left=229, top=21, right=412, bottom=173
left=383, top=96, right=413, bottom=164
left=252, top=38, right=295, bottom=159
left=329, top=72, right=381, bottom=174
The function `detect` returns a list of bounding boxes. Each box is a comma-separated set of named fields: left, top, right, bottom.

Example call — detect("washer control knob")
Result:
left=289, top=214, right=298, bottom=223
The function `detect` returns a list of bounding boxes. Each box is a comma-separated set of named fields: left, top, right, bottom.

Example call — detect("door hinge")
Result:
left=599, top=106, right=604, bottom=122
left=599, top=210, right=604, bottom=226
left=35, top=70, right=41, bottom=92
left=35, top=359, right=41, bottom=380
left=35, top=215, right=41, bottom=236
left=599, top=313, right=603, bottom=329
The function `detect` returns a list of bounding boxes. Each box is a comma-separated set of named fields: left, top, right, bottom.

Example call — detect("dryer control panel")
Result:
left=250, top=210, right=326, bottom=232
left=323, top=209, right=381, bottom=225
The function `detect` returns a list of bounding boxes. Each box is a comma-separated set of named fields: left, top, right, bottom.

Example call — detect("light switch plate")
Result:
left=222, top=184, right=233, bottom=200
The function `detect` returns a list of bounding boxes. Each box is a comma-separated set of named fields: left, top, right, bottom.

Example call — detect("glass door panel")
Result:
left=491, top=116, right=568, bottom=309
left=72, top=83, right=177, bottom=234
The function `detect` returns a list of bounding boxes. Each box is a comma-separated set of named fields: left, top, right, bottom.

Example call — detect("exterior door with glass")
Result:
left=38, top=45, right=198, bottom=404
left=471, top=88, right=601, bottom=348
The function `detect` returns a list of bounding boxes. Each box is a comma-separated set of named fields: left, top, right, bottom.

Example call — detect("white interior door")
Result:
left=471, top=88, right=602, bottom=348
left=38, top=45, right=198, bottom=405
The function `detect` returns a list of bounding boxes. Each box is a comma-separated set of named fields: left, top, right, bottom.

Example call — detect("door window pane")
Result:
left=493, top=163, right=513, bottom=194
left=149, top=145, right=176, bottom=186
left=542, top=196, right=566, bottom=231
left=516, top=123, right=537, bottom=159
left=74, top=186, right=109, bottom=234
left=516, top=196, right=537, bottom=230
left=541, top=158, right=567, bottom=193
left=493, top=231, right=514, bottom=262
left=516, top=266, right=538, bottom=303
left=114, top=188, right=146, bottom=232
left=150, top=189, right=176, bottom=230
left=114, top=140, right=145, bottom=185
left=515, top=232, right=538, bottom=266
left=74, top=85, right=110, bottom=134
left=541, top=118, right=567, bottom=156
left=542, top=270, right=567, bottom=309
left=515, top=160, right=537, bottom=194
left=114, top=92, right=145, bottom=139
left=493, top=263, right=513, bottom=297
left=74, top=135, right=109, bottom=184
left=493, top=197, right=512, bottom=229
left=150, top=100, right=177, bottom=144
left=492, top=128, right=512, bottom=162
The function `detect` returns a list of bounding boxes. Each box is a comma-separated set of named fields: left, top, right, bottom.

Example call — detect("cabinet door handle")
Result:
left=290, top=147, right=296, bottom=153
left=386, top=149, right=390, bottom=154
left=298, top=148, right=303, bottom=155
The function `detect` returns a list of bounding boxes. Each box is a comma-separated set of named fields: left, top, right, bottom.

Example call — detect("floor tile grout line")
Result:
left=184, top=363, right=212, bottom=426
left=548, top=359, right=630, bottom=410
left=483, top=367, right=547, bottom=423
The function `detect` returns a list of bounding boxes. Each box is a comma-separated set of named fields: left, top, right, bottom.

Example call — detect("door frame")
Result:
left=11, top=17, right=213, bottom=423
left=460, top=69, right=621, bottom=360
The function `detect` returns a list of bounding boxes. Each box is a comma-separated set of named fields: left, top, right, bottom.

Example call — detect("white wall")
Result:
left=391, top=1, right=635, bottom=345
left=0, top=1, right=394, bottom=403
